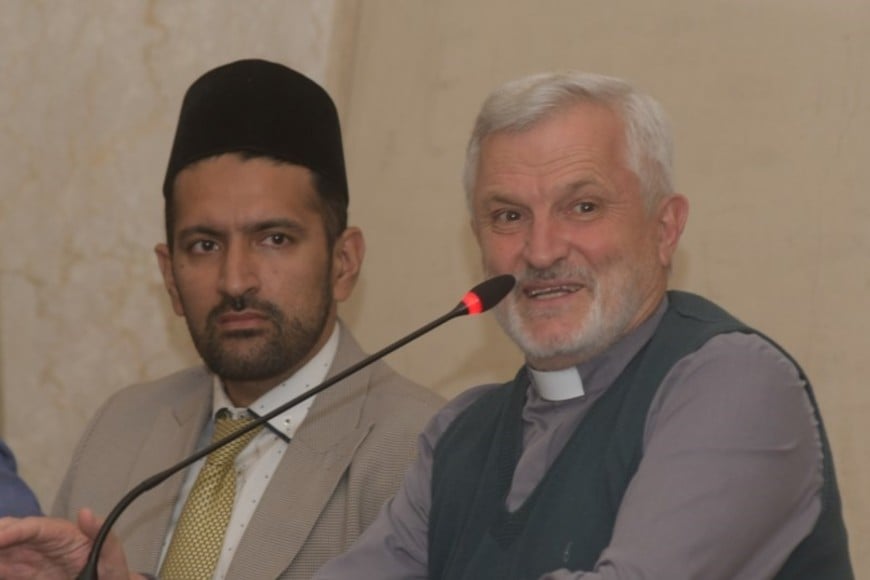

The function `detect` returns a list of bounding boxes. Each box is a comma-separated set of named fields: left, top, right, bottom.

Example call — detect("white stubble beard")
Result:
left=492, top=260, right=647, bottom=369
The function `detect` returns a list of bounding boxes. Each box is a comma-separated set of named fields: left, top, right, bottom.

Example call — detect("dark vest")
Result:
left=428, top=291, right=852, bottom=579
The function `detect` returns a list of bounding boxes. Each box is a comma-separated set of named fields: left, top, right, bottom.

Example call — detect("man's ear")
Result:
left=331, top=227, right=365, bottom=303
left=155, top=243, right=185, bottom=316
left=655, top=193, right=689, bottom=268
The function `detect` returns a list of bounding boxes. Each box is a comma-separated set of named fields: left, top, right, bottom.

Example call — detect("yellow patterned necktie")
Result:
left=160, top=410, right=263, bottom=580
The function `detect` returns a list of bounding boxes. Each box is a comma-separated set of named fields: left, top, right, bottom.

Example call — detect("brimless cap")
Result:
left=162, top=58, right=348, bottom=209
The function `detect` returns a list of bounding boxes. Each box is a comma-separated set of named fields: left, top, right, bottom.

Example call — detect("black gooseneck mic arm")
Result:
left=76, top=274, right=515, bottom=580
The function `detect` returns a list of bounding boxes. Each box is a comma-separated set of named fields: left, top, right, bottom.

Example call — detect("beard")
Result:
left=185, top=284, right=333, bottom=383
left=493, top=260, right=646, bottom=367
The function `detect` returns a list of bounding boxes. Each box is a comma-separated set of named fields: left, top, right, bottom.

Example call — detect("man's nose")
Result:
left=522, top=216, right=570, bottom=270
left=218, top=243, right=260, bottom=298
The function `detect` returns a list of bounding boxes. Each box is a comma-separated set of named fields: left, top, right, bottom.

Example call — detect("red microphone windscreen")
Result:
left=460, top=274, right=516, bottom=316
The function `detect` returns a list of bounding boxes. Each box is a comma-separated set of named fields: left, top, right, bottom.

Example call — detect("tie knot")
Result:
left=211, top=410, right=262, bottom=454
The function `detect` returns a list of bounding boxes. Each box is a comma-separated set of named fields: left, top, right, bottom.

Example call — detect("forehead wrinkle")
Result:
left=480, top=151, right=613, bottom=202
left=483, top=130, right=618, bottom=175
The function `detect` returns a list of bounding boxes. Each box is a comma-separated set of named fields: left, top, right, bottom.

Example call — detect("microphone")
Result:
left=77, top=274, right=515, bottom=579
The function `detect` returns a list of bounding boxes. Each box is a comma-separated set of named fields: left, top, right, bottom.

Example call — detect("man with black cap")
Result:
left=0, top=59, right=443, bottom=579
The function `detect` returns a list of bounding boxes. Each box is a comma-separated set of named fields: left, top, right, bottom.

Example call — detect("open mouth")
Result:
left=524, top=284, right=583, bottom=300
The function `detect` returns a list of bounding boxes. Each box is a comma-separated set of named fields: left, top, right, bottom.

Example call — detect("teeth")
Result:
left=527, top=285, right=577, bottom=298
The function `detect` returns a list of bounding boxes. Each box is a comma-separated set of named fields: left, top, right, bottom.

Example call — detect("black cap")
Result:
left=162, top=59, right=348, bottom=210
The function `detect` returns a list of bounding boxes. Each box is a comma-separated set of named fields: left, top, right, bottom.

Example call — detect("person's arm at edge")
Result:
left=539, top=332, right=823, bottom=579
left=0, top=440, right=41, bottom=517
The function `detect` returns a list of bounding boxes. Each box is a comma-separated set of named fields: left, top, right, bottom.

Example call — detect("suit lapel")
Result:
left=117, top=374, right=212, bottom=573
left=227, top=328, right=374, bottom=578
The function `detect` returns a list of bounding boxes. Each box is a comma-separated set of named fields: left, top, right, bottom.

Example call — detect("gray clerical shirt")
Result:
left=314, top=298, right=822, bottom=579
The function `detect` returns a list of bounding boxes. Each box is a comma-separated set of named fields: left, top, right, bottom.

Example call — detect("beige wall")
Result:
left=1, top=0, right=867, bottom=574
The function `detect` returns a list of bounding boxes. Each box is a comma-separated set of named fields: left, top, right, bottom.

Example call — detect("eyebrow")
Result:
left=243, top=218, right=307, bottom=235
left=176, top=218, right=307, bottom=241
left=560, top=179, right=598, bottom=196
left=481, top=192, right=524, bottom=206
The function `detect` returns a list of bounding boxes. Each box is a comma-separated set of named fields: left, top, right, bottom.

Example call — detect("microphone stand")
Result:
left=77, top=274, right=514, bottom=579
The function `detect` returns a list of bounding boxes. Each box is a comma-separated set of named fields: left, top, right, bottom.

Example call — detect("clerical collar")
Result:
left=527, top=297, right=669, bottom=403
left=212, top=324, right=340, bottom=441
left=528, top=365, right=585, bottom=401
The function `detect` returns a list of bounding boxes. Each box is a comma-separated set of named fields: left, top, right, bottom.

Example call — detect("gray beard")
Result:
left=492, top=264, right=643, bottom=368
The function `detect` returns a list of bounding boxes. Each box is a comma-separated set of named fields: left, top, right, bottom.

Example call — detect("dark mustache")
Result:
left=208, top=294, right=283, bottom=324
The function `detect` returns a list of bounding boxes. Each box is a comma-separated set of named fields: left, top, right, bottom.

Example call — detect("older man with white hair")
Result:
left=314, top=71, right=853, bottom=579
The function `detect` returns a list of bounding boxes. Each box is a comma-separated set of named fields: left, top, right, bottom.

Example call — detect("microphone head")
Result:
left=460, top=274, right=516, bottom=316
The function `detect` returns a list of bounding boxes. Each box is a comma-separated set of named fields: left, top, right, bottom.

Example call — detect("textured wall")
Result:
left=340, top=0, right=870, bottom=574
left=1, top=0, right=867, bottom=575
left=0, top=0, right=340, bottom=507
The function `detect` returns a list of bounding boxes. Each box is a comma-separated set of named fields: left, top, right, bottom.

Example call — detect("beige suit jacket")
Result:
left=52, top=326, right=444, bottom=579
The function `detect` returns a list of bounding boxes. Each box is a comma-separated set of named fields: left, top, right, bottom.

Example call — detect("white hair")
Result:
left=463, top=72, right=675, bottom=210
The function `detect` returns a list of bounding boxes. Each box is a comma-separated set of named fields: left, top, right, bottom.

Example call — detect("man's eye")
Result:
left=264, top=233, right=292, bottom=246
left=494, top=209, right=522, bottom=224
left=573, top=201, right=597, bottom=214
left=190, top=240, right=219, bottom=253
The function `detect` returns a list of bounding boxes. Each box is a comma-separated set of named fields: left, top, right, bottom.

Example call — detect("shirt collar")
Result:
left=211, top=324, right=341, bottom=440
left=528, top=366, right=585, bottom=401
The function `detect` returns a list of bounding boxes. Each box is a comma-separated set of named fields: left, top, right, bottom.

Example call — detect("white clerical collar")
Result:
left=528, top=365, right=585, bottom=401
left=212, top=324, right=341, bottom=440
